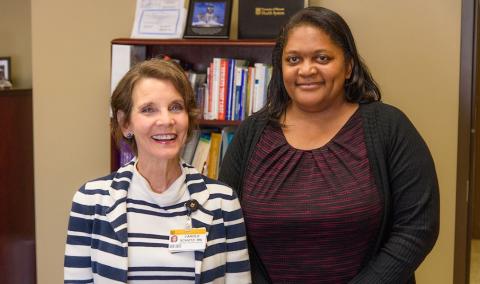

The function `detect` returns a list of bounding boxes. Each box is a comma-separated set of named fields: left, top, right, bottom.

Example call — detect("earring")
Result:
left=126, top=132, right=133, bottom=139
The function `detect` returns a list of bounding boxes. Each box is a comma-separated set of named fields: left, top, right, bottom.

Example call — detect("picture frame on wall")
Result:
left=0, top=57, right=13, bottom=89
left=183, top=0, right=232, bottom=39
left=0, top=57, right=11, bottom=81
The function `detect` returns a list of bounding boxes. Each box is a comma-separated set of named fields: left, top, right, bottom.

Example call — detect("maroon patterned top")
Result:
left=241, top=110, right=383, bottom=283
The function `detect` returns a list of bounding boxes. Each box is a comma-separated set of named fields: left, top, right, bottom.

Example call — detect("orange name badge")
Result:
left=168, top=228, right=207, bottom=253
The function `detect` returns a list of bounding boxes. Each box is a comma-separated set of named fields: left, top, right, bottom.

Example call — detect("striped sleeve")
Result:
left=64, top=186, right=94, bottom=284
left=204, top=184, right=251, bottom=283
left=223, top=189, right=250, bottom=283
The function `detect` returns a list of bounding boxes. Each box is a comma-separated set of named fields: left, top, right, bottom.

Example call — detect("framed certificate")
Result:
left=183, top=0, right=232, bottom=39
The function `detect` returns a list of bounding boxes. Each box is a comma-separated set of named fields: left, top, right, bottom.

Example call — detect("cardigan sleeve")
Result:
left=350, top=105, right=440, bottom=283
left=64, top=186, right=95, bottom=284
left=218, top=116, right=254, bottom=196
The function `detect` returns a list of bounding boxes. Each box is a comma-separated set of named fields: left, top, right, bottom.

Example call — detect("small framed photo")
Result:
left=183, top=0, right=232, bottom=39
left=0, top=57, right=11, bottom=81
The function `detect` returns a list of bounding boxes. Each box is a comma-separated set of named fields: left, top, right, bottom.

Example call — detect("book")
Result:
left=246, top=66, right=255, bottom=116
left=118, top=139, right=135, bottom=166
left=181, top=129, right=201, bottom=164
left=253, top=63, right=267, bottom=112
left=226, top=59, right=248, bottom=120
left=234, top=66, right=248, bottom=120
left=239, top=67, right=248, bottom=120
left=195, top=83, right=206, bottom=119
left=218, top=58, right=229, bottom=120
left=188, top=71, right=207, bottom=91
left=211, top=58, right=221, bottom=120
left=238, top=0, right=307, bottom=39
left=191, top=133, right=211, bottom=174
left=207, top=132, right=222, bottom=179
left=205, top=64, right=214, bottom=120
left=187, top=71, right=207, bottom=118
left=220, top=126, right=236, bottom=162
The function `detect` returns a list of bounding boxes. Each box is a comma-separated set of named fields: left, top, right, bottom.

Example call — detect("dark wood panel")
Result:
left=0, top=89, right=36, bottom=284
left=474, top=18, right=480, bottom=239
left=455, top=0, right=477, bottom=282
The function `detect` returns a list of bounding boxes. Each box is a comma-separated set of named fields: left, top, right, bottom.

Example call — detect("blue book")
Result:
left=119, top=139, right=135, bottom=166
left=235, top=67, right=248, bottom=120
left=226, top=58, right=235, bottom=120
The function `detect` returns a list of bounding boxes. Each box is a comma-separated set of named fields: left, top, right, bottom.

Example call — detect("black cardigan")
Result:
left=218, top=102, right=439, bottom=284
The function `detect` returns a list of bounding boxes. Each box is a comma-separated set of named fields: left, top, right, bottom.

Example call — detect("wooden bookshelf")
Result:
left=110, top=39, right=275, bottom=171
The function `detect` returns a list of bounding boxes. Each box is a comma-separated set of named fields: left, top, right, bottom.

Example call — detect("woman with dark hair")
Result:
left=64, top=58, right=251, bottom=283
left=219, top=6, right=439, bottom=284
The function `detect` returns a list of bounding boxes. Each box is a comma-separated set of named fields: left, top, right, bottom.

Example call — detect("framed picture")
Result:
left=0, top=57, right=11, bottom=82
left=183, top=0, right=232, bottom=39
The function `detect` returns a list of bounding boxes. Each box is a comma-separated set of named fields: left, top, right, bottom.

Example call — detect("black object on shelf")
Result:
left=238, top=0, right=305, bottom=39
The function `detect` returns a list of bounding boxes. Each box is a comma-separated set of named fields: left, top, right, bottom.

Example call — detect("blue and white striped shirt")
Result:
left=64, top=160, right=251, bottom=284
left=127, top=162, right=194, bottom=283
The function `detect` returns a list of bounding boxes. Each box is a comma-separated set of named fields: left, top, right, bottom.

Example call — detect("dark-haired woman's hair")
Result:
left=110, top=58, right=199, bottom=155
left=263, top=6, right=381, bottom=121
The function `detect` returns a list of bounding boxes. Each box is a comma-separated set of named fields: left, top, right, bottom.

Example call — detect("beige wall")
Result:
left=30, top=0, right=460, bottom=283
left=31, top=0, right=135, bottom=282
left=0, top=0, right=32, bottom=88
left=314, top=1, right=460, bottom=283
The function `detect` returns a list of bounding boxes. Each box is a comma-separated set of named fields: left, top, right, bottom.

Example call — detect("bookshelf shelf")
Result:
left=112, top=38, right=276, bottom=47
left=199, top=119, right=241, bottom=127
left=112, top=38, right=275, bottom=73
left=110, top=39, right=274, bottom=171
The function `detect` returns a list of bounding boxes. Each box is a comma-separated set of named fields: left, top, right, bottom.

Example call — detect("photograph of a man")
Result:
left=192, top=2, right=225, bottom=27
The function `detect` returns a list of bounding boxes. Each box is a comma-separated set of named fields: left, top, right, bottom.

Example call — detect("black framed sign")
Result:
left=183, top=0, right=232, bottom=39
left=238, top=0, right=306, bottom=39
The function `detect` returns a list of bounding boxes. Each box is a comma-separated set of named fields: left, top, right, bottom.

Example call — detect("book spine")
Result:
left=207, top=132, right=222, bottom=179
left=182, top=130, right=201, bottom=164
left=236, top=67, right=247, bottom=120
left=212, top=58, right=222, bottom=120
left=205, top=65, right=213, bottom=120
left=233, top=66, right=244, bottom=120
left=196, top=83, right=206, bottom=119
left=220, top=126, right=235, bottom=163
left=226, top=58, right=236, bottom=120
left=253, top=63, right=267, bottom=112
left=247, top=66, right=255, bottom=116
left=191, top=133, right=211, bottom=174
left=119, top=139, right=135, bottom=166
left=240, top=67, right=248, bottom=120
left=218, top=58, right=229, bottom=120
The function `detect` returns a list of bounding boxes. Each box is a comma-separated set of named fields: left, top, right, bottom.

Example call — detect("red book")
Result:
left=218, top=58, right=229, bottom=120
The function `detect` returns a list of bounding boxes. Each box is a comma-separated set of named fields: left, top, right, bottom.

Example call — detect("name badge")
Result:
left=168, top=228, right=207, bottom=252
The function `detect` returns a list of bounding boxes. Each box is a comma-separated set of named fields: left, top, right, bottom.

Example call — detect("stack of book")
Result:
left=116, top=127, right=235, bottom=179
left=188, top=58, right=272, bottom=121
left=182, top=127, right=235, bottom=179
